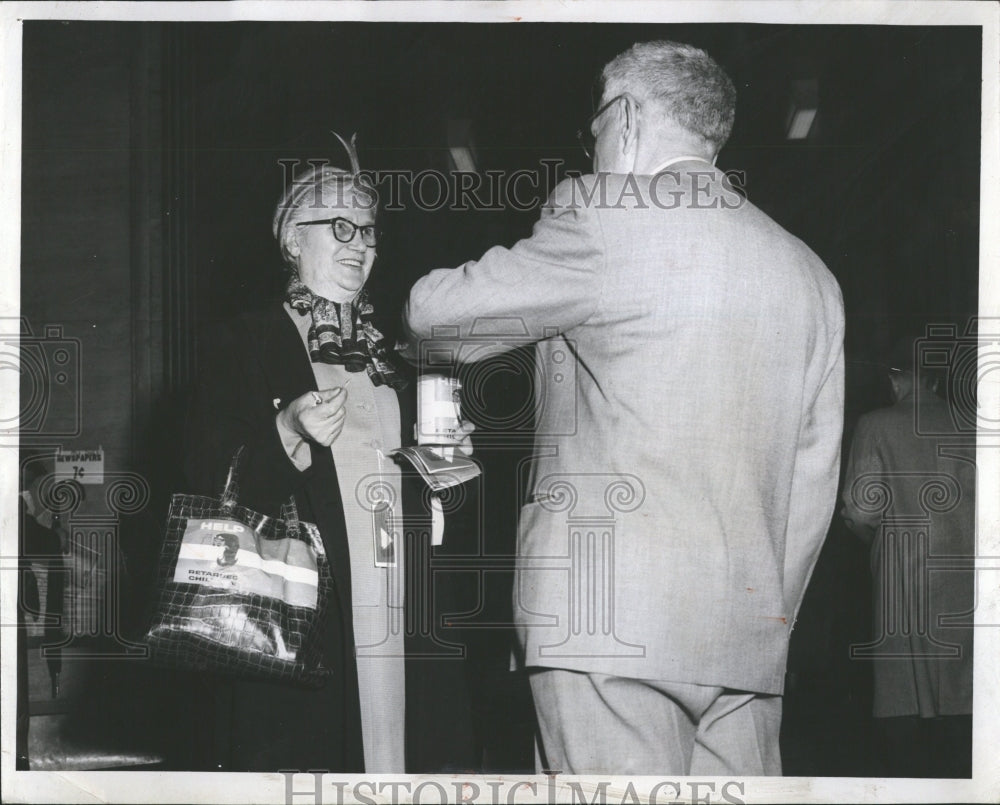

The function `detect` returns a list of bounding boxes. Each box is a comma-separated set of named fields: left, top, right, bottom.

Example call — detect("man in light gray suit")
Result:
left=402, top=40, right=844, bottom=775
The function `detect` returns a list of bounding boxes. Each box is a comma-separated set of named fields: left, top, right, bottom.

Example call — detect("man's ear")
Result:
left=620, top=95, right=641, bottom=157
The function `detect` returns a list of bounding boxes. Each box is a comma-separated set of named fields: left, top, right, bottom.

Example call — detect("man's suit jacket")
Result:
left=404, top=164, right=845, bottom=695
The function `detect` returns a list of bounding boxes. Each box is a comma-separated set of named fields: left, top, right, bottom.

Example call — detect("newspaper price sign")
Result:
left=54, top=446, right=104, bottom=484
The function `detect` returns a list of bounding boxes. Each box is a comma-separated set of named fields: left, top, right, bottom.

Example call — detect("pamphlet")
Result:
left=388, top=446, right=481, bottom=492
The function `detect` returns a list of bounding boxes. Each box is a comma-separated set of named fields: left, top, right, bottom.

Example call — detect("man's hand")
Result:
left=841, top=505, right=877, bottom=546
left=437, top=419, right=476, bottom=456
left=418, top=419, right=477, bottom=457
left=453, top=419, right=476, bottom=456
left=277, top=388, right=348, bottom=447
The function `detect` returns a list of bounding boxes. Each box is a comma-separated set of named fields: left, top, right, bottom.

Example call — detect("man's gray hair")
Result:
left=601, top=40, right=736, bottom=152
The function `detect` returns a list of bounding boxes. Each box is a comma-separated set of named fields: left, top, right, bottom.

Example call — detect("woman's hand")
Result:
left=277, top=388, right=348, bottom=447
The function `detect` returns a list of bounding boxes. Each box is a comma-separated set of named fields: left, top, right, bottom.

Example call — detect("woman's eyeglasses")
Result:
left=296, top=217, right=378, bottom=247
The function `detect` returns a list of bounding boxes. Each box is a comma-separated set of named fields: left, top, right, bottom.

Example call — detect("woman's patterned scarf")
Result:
left=286, top=273, right=407, bottom=390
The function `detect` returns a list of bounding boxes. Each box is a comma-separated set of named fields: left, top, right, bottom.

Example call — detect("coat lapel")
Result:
left=242, top=302, right=356, bottom=639
left=252, top=302, right=319, bottom=406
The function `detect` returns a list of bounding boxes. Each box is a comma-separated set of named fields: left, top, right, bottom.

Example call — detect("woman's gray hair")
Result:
left=600, top=40, right=736, bottom=152
left=272, top=132, right=378, bottom=269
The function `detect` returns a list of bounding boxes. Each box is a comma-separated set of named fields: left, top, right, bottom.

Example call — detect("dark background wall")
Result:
left=20, top=20, right=982, bottom=500
left=17, top=20, right=981, bottom=774
left=20, top=24, right=162, bottom=492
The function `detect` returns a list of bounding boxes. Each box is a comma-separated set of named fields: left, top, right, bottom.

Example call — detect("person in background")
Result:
left=841, top=337, right=974, bottom=777
left=17, top=463, right=78, bottom=768
left=402, top=39, right=845, bottom=775
left=183, top=134, right=475, bottom=772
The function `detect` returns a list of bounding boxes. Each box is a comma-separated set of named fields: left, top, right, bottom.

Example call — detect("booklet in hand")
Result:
left=389, top=446, right=481, bottom=492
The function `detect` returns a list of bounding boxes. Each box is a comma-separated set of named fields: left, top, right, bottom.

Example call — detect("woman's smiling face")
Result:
left=291, top=187, right=376, bottom=302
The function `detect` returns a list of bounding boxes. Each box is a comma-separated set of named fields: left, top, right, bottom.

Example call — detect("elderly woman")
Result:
left=183, top=135, right=473, bottom=773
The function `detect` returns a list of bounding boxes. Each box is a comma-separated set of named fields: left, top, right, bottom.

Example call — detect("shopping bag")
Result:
left=144, top=448, right=332, bottom=686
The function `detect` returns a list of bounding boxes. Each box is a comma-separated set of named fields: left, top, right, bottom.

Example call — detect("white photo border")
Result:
left=2, top=2, right=998, bottom=803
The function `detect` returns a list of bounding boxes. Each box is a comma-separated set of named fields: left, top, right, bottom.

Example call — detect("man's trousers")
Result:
left=530, top=669, right=782, bottom=775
